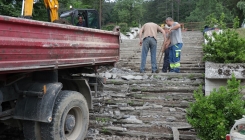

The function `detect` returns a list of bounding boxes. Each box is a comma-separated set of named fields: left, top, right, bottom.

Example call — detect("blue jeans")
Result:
left=169, top=43, right=183, bottom=73
left=162, top=47, right=170, bottom=72
left=140, top=37, right=157, bottom=72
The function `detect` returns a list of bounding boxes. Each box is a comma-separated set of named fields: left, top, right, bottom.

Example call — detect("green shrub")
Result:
left=187, top=75, right=245, bottom=140
left=102, top=23, right=130, bottom=34
left=102, top=24, right=116, bottom=31
left=130, top=21, right=138, bottom=28
left=118, top=23, right=129, bottom=34
left=203, top=14, right=245, bottom=63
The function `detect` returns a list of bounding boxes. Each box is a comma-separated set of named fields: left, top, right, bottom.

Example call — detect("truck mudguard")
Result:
left=60, top=78, right=93, bottom=109
left=13, top=82, right=62, bottom=123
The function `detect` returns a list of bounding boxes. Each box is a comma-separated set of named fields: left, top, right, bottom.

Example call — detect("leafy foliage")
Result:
left=0, top=0, right=22, bottom=17
left=0, top=0, right=244, bottom=27
left=186, top=0, right=235, bottom=23
left=102, top=24, right=116, bottom=31
left=187, top=75, right=245, bottom=140
left=142, top=0, right=196, bottom=23
left=113, top=0, right=144, bottom=26
left=237, top=0, right=245, bottom=16
left=203, top=14, right=245, bottom=63
left=118, top=23, right=129, bottom=33
left=102, top=22, right=129, bottom=34
left=205, top=13, right=226, bottom=29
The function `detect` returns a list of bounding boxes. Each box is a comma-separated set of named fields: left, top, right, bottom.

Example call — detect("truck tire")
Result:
left=40, top=90, right=89, bottom=140
left=23, top=121, right=41, bottom=140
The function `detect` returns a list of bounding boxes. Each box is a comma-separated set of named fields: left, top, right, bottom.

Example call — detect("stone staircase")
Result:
left=120, top=31, right=204, bottom=73
left=86, top=31, right=204, bottom=140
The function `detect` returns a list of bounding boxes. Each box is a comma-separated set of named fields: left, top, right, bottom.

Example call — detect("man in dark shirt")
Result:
left=76, top=16, right=85, bottom=27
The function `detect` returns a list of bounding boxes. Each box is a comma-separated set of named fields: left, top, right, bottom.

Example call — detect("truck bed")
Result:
left=0, top=16, right=120, bottom=74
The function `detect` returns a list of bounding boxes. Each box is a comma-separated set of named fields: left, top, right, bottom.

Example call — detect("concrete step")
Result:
left=121, top=59, right=204, bottom=67
left=126, top=63, right=204, bottom=67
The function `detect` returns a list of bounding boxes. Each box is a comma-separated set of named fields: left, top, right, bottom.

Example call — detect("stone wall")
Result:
left=205, top=62, right=245, bottom=95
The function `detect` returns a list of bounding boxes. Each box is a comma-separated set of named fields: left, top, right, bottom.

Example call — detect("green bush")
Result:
left=203, top=14, right=245, bottom=63
left=102, top=24, right=116, bottom=31
left=187, top=75, right=245, bottom=140
left=102, top=23, right=130, bottom=34
left=118, top=23, right=129, bottom=34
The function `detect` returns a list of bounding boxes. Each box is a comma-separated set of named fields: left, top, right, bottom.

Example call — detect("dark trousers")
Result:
left=162, top=47, right=170, bottom=72
left=169, top=43, right=183, bottom=73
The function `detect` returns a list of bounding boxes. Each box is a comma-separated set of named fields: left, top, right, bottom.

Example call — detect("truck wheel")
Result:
left=23, top=121, right=41, bottom=140
left=40, top=90, right=89, bottom=140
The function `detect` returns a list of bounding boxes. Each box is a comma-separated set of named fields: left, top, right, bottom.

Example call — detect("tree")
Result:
left=113, top=0, right=144, bottom=26
left=237, top=0, right=245, bottom=16
left=142, top=0, right=196, bottom=24
left=186, top=0, right=234, bottom=22
left=102, top=1, right=117, bottom=25
left=0, top=0, right=22, bottom=17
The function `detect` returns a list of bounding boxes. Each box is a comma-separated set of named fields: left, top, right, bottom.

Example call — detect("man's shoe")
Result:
left=152, top=69, right=159, bottom=73
left=162, top=69, right=167, bottom=73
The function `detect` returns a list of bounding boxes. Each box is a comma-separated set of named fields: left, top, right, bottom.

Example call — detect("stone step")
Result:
left=120, top=46, right=203, bottom=50
left=128, top=92, right=195, bottom=101
left=101, top=91, right=196, bottom=102
left=119, top=60, right=204, bottom=64
left=109, top=68, right=204, bottom=74
left=120, top=44, right=203, bottom=48
left=129, top=86, right=198, bottom=93
left=124, top=59, right=204, bottom=63
left=121, top=53, right=204, bottom=57
left=124, top=65, right=205, bottom=71
left=106, top=79, right=204, bottom=86
left=124, top=67, right=205, bottom=73
left=120, top=52, right=204, bottom=56
left=120, top=44, right=202, bottom=48
left=85, top=129, right=197, bottom=140
left=102, top=73, right=204, bottom=79
left=121, top=57, right=204, bottom=62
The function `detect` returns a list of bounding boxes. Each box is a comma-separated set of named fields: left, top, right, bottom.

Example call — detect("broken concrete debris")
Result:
left=104, top=126, right=127, bottom=132
left=121, top=75, right=135, bottom=80
left=120, top=116, right=143, bottom=124
left=134, top=75, right=143, bottom=80
left=105, top=72, right=112, bottom=79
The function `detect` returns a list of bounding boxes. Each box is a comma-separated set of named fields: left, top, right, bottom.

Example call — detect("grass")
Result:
left=188, top=74, right=195, bottom=79
left=96, top=117, right=110, bottom=123
left=101, top=128, right=109, bottom=133
left=236, top=28, right=245, bottom=39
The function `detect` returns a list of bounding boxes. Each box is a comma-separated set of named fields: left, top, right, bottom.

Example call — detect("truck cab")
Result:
left=60, top=9, right=100, bottom=29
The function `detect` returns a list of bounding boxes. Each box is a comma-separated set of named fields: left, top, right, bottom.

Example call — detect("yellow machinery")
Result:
left=22, top=0, right=59, bottom=22
left=161, top=24, right=165, bottom=29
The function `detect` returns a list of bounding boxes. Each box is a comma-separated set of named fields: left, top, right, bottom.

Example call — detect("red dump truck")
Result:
left=0, top=15, right=120, bottom=140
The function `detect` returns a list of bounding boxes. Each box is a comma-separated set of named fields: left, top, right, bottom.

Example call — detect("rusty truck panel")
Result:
left=0, top=16, right=120, bottom=74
